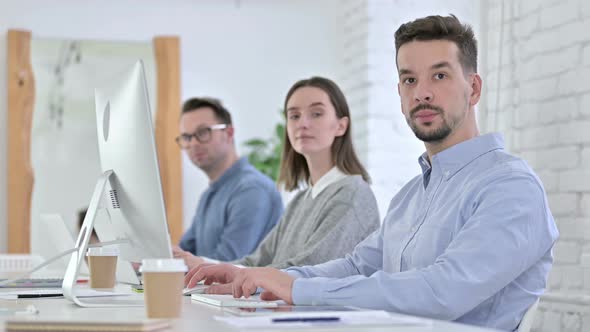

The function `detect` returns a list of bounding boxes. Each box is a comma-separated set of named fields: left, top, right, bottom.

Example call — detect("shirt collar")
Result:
left=209, top=157, right=249, bottom=191
left=310, top=167, right=348, bottom=199
left=418, top=133, right=505, bottom=181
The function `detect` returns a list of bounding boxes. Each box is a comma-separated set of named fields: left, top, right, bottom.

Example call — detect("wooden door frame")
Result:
left=153, top=36, right=183, bottom=245
left=7, top=30, right=34, bottom=253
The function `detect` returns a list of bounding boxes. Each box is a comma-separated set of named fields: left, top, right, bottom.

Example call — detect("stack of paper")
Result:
left=214, top=310, right=431, bottom=328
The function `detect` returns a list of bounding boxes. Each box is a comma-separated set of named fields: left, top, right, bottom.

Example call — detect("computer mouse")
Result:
left=182, top=284, right=208, bottom=296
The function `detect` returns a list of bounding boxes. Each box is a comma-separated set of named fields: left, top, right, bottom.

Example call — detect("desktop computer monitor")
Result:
left=63, top=61, right=173, bottom=307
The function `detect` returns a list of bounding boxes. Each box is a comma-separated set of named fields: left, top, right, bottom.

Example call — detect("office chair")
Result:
left=517, top=298, right=540, bottom=332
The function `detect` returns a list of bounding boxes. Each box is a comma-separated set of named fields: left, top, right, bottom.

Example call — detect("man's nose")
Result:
left=414, top=81, right=434, bottom=103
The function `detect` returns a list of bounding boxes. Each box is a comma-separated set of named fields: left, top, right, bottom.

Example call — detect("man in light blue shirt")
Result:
left=185, top=15, right=559, bottom=331
left=173, top=97, right=283, bottom=266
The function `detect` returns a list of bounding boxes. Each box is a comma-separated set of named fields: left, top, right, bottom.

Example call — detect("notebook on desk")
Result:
left=5, top=318, right=170, bottom=332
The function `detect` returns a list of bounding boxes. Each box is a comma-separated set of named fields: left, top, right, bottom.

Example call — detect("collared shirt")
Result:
left=287, top=133, right=559, bottom=331
left=309, top=167, right=348, bottom=199
left=179, top=157, right=283, bottom=261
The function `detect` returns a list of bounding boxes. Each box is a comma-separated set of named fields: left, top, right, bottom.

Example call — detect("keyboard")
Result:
left=191, top=294, right=279, bottom=308
left=0, top=278, right=63, bottom=288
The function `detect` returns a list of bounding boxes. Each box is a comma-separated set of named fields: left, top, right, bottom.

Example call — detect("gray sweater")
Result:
left=234, top=175, right=380, bottom=269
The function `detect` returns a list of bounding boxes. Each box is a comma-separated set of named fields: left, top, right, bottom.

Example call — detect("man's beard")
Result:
left=406, top=104, right=452, bottom=143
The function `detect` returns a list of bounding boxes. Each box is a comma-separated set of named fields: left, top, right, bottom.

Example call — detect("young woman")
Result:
left=177, top=76, right=379, bottom=273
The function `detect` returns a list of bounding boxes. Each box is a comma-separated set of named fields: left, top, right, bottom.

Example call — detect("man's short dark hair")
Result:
left=181, top=97, right=233, bottom=125
left=394, top=14, right=477, bottom=73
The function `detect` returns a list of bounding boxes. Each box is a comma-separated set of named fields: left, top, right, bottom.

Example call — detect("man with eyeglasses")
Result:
left=173, top=97, right=283, bottom=267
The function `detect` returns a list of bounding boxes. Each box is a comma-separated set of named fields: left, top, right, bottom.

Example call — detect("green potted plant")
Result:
left=243, top=114, right=285, bottom=182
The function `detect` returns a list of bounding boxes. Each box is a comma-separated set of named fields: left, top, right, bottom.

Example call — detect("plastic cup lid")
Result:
left=86, top=246, right=119, bottom=256
left=140, top=258, right=187, bottom=273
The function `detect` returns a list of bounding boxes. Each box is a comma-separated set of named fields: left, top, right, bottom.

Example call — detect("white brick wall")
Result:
left=554, top=241, right=582, bottom=265
left=339, top=1, right=590, bottom=330
left=557, top=218, right=589, bottom=241
left=580, top=93, right=590, bottom=116
left=483, top=0, right=590, bottom=330
left=560, top=170, right=590, bottom=192
left=545, top=193, right=578, bottom=217
left=538, top=170, right=561, bottom=193
left=581, top=194, right=590, bottom=216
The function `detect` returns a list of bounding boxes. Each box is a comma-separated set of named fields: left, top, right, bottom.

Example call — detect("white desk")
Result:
left=0, top=287, right=502, bottom=332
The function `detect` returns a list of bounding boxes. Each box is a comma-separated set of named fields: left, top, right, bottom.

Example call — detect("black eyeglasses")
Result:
left=175, top=124, right=228, bottom=148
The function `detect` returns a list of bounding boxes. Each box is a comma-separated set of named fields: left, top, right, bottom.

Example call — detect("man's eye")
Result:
left=181, top=134, right=192, bottom=141
left=289, top=114, right=300, bottom=120
left=434, top=73, right=446, bottom=80
left=403, top=77, right=416, bottom=84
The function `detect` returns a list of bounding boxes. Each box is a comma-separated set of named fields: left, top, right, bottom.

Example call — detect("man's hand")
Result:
left=184, top=263, right=241, bottom=288
left=206, top=283, right=233, bottom=295
left=172, top=246, right=205, bottom=270
left=231, top=267, right=295, bottom=304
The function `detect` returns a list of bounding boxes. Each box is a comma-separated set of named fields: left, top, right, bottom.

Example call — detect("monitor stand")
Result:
left=62, top=170, right=143, bottom=307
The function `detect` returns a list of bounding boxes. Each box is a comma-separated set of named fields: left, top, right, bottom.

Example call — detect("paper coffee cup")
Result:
left=140, top=259, right=187, bottom=319
left=87, top=247, right=119, bottom=289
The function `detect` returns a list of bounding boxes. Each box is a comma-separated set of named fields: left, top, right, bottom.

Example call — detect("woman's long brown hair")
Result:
left=278, top=76, right=370, bottom=191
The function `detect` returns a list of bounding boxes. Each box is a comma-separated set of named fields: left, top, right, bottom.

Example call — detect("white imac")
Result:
left=62, top=61, right=173, bottom=307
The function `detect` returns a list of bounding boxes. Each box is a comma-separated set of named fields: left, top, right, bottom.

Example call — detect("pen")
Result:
left=272, top=317, right=340, bottom=323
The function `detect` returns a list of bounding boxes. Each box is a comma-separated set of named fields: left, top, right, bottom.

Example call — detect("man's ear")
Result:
left=469, top=73, right=482, bottom=106
left=225, top=126, right=235, bottom=141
